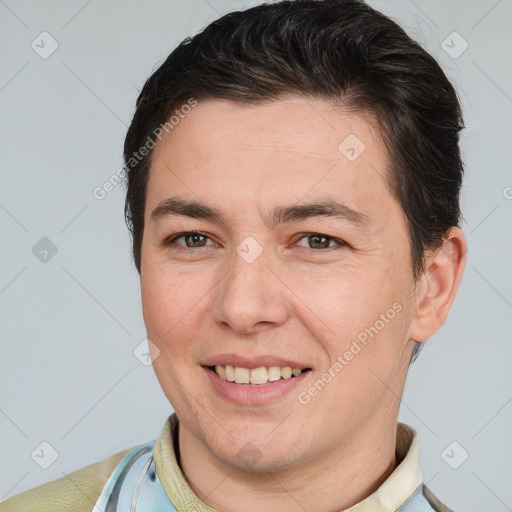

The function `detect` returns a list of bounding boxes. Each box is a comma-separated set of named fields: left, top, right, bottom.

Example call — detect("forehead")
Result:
left=146, top=97, right=395, bottom=226
left=152, top=96, right=385, bottom=163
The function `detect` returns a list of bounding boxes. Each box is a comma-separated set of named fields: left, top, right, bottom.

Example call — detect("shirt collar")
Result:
left=153, top=413, right=422, bottom=512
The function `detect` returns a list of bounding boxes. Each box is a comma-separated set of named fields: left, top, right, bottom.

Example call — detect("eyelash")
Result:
left=163, top=231, right=347, bottom=253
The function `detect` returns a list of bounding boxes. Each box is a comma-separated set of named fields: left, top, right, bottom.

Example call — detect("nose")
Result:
left=211, top=245, right=290, bottom=336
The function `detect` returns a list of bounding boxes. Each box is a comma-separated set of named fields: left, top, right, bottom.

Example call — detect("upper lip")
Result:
left=203, top=353, right=311, bottom=370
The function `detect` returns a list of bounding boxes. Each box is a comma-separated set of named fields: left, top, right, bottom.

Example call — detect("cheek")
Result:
left=311, top=266, right=387, bottom=325
left=140, top=266, right=204, bottom=352
left=315, top=269, right=409, bottom=362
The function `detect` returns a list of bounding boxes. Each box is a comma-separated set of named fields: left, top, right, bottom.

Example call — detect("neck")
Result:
left=178, top=416, right=399, bottom=512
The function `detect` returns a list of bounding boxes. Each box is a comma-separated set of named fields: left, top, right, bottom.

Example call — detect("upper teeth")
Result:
left=215, top=365, right=305, bottom=385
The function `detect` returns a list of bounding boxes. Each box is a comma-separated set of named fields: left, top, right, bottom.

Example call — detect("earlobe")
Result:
left=408, top=227, right=467, bottom=343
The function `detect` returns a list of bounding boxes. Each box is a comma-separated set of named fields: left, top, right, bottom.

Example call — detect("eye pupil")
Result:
left=309, top=235, right=330, bottom=249
left=186, top=233, right=206, bottom=247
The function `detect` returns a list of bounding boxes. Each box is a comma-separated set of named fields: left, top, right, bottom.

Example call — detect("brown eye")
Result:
left=165, top=231, right=213, bottom=248
left=183, top=232, right=208, bottom=247
left=308, top=234, right=331, bottom=249
left=295, top=233, right=345, bottom=250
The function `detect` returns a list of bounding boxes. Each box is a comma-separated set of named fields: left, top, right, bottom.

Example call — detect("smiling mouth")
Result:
left=206, top=365, right=312, bottom=385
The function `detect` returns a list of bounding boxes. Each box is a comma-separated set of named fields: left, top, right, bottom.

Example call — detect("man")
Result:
left=0, top=0, right=466, bottom=510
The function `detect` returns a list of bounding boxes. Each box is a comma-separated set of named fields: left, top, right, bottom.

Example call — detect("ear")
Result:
left=408, top=227, right=467, bottom=343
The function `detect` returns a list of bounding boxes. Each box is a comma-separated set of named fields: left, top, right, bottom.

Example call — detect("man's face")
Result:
left=141, top=97, right=418, bottom=472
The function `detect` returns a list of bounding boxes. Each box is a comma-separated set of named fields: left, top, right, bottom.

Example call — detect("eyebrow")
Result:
left=150, top=196, right=371, bottom=227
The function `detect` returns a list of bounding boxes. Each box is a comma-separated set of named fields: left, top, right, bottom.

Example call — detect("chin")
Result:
left=219, top=444, right=303, bottom=474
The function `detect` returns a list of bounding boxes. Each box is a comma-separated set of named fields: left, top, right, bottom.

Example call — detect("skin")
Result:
left=140, top=96, right=466, bottom=512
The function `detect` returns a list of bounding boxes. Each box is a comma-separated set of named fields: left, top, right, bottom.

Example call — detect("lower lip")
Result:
left=203, top=366, right=311, bottom=406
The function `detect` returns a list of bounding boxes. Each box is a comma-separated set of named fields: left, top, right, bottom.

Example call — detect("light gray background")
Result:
left=1, top=0, right=511, bottom=510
